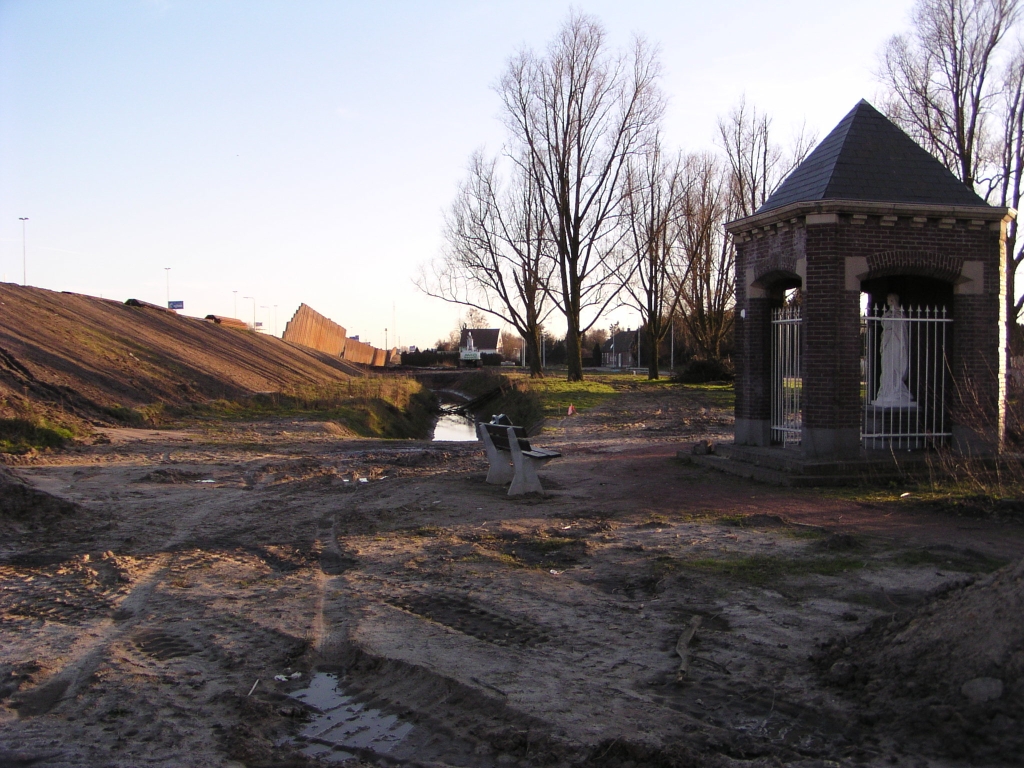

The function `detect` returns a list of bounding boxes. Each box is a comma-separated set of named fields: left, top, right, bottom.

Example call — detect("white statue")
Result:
left=873, top=293, right=915, bottom=407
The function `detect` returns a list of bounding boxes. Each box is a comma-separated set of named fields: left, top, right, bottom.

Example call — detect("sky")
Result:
left=0, top=0, right=919, bottom=350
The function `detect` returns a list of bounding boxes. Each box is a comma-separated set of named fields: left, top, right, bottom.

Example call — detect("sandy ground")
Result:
left=1, top=386, right=1022, bottom=768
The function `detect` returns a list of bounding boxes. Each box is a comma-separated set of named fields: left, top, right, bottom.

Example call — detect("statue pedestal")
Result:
left=863, top=404, right=927, bottom=450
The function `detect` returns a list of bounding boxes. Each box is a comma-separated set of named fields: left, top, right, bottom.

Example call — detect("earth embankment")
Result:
left=0, top=283, right=365, bottom=427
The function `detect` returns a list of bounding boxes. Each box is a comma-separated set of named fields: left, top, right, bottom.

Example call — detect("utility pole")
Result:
left=273, top=305, right=278, bottom=336
left=18, top=218, right=28, bottom=286
left=233, top=290, right=238, bottom=319
left=385, top=327, right=388, bottom=350
left=165, top=267, right=171, bottom=307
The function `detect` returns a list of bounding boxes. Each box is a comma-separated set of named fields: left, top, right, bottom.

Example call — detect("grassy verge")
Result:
left=0, top=416, right=77, bottom=454
left=174, top=379, right=438, bottom=439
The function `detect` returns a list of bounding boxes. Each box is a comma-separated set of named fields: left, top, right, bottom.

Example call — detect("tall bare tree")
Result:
left=691, top=101, right=815, bottom=362
left=718, top=97, right=817, bottom=218
left=619, top=138, right=688, bottom=379
left=418, top=151, right=554, bottom=377
left=677, top=153, right=735, bottom=361
left=878, top=0, right=1024, bottom=329
left=498, top=12, right=665, bottom=381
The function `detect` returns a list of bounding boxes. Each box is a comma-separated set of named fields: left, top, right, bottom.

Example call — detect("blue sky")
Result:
left=0, top=0, right=916, bottom=349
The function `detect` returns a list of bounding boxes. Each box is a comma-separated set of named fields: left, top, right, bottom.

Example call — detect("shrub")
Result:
left=673, top=358, right=735, bottom=384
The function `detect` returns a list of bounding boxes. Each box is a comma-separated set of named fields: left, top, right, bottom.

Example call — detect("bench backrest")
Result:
left=482, top=422, right=531, bottom=453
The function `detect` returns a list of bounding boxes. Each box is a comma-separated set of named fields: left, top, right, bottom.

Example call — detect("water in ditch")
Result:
left=431, top=390, right=479, bottom=442
left=431, top=411, right=478, bottom=442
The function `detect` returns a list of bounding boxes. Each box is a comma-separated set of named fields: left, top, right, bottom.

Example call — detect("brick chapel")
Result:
left=725, top=100, right=1013, bottom=460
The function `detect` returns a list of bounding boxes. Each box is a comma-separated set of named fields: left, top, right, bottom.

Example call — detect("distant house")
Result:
left=459, top=328, right=499, bottom=367
left=602, top=329, right=638, bottom=368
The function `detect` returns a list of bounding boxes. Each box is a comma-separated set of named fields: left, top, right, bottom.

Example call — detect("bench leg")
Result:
left=507, top=427, right=543, bottom=496
left=480, top=422, right=514, bottom=484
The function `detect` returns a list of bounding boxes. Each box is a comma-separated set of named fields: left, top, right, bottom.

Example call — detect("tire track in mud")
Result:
left=11, top=500, right=214, bottom=717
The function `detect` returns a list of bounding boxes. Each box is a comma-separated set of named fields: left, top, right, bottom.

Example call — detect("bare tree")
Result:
left=880, top=0, right=1019, bottom=187
left=619, top=137, right=688, bottom=379
left=461, top=307, right=491, bottom=330
left=689, top=101, right=814, bottom=362
left=677, top=153, right=735, bottom=361
left=498, top=12, right=665, bottom=380
left=878, top=0, right=1024, bottom=328
left=418, top=151, right=554, bottom=377
left=718, top=97, right=817, bottom=217
left=997, top=45, right=1024, bottom=324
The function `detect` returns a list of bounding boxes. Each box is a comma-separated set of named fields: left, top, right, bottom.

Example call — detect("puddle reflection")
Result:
left=289, top=673, right=414, bottom=762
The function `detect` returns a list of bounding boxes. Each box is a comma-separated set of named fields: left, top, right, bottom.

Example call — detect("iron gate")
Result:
left=771, top=306, right=802, bottom=446
left=862, top=304, right=951, bottom=449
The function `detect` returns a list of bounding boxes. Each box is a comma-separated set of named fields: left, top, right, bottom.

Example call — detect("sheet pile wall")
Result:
left=282, top=304, right=348, bottom=357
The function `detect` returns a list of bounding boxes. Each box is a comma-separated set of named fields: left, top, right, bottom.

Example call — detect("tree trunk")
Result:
left=525, top=326, right=544, bottom=378
left=646, top=324, right=661, bottom=380
left=565, top=321, right=584, bottom=381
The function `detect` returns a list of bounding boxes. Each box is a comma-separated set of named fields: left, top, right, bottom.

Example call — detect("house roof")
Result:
left=460, top=328, right=500, bottom=350
left=601, top=331, right=637, bottom=353
left=756, top=100, right=987, bottom=215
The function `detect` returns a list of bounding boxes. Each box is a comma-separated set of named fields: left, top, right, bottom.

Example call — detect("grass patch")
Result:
left=891, top=547, right=1005, bottom=573
left=0, top=417, right=76, bottom=454
left=171, top=378, right=437, bottom=439
left=526, top=378, right=617, bottom=417
left=463, top=551, right=526, bottom=569
left=677, top=554, right=866, bottom=586
left=473, top=531, right=588, bottom=569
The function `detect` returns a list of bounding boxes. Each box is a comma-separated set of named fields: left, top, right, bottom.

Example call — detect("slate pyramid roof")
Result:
left=756, top=100, right=987, bottom=214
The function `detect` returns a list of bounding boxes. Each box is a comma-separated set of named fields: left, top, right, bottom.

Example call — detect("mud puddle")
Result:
left=288, top=673, right=414, bottom=762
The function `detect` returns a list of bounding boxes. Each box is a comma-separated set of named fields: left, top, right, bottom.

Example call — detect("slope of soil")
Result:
left=818, top=556, right=1024, bottom=763
left=0, top=283, right=363, bottom=426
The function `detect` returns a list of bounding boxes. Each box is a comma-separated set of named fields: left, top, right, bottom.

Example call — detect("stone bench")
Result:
left=479, top=419, right=561, bottom=496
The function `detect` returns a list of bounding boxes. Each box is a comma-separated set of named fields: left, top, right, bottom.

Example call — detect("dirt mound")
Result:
left=820, top=557, right=1024, bottom=763
left=0, top=464, right=78, bottom=519
left=0, top=283, right=364, bottom=426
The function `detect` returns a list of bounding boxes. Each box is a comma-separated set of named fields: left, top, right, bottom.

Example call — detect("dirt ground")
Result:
left=1, top=384, right=1022, bottom=767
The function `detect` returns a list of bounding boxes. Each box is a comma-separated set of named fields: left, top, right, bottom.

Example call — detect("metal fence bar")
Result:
left=771, top=307, right=802, bottom=446
left=862, top=304, right=952, bottom=448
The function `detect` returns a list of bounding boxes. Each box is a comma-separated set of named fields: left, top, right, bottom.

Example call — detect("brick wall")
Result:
left=732, top=206, right=1007, bottom=453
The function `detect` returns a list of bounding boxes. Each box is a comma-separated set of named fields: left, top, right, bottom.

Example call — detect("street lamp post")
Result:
left=18, top=218, right=28, bottom=286
left=243, top=296, right=256, bottom=330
